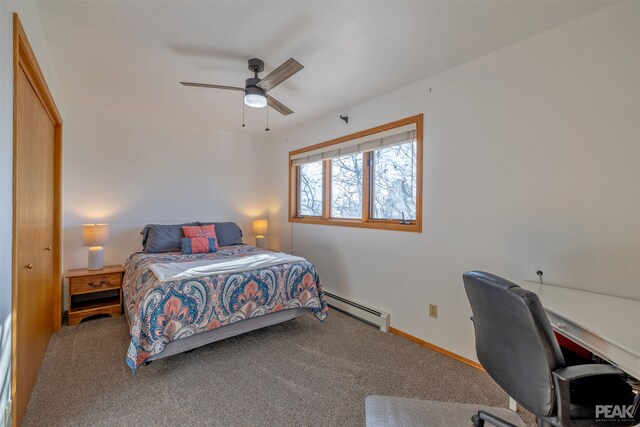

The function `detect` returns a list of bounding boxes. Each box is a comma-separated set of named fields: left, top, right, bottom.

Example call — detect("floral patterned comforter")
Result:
left=123, top=245, right=327, bottom=371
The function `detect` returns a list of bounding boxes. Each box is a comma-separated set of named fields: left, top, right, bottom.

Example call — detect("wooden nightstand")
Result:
left=66, top=265, right=124, bottom=326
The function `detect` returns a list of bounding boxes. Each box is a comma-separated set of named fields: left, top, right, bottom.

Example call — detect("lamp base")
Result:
left=88, top=246, right=104, bottom=270
left=255, top=236, right=266, bottom=249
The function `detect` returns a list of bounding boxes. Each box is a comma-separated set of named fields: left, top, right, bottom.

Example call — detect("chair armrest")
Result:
left=553, top=364, right=625, bottom=382
left=552, top=364, right=627, bottom=426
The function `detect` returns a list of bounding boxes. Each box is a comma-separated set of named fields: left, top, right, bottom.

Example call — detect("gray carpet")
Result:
left=23, top=309, right=534, bottom=426
left=365, top=396, right=525, bottom=427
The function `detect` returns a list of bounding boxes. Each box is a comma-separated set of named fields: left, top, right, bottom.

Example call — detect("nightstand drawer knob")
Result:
left=88, top=280, right=109, bottom=288
left=24, top=263, right=33, bottom=269
left=45, top=246, right=52, bottom=251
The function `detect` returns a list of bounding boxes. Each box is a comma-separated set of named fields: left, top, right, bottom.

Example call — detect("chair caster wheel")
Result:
left=472, top=414, right=485, bottom=427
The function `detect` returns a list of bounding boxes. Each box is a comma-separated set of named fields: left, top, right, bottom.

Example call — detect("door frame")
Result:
left=11, top=13, right=63, bottom=426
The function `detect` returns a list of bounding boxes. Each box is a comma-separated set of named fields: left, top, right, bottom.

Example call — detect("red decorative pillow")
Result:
left=181, top=237, right=217, bottom=254
left=182, top=225, right=219, bottom=249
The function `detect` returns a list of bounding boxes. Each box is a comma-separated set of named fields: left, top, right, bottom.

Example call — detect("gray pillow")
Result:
left=141, top=221, right=244, bottom=253
left=141, top=222, right=198, bottom=253
left=198, top=222, right=244, bottom=246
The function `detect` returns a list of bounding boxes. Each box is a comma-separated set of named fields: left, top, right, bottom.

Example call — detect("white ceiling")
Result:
left=35, top=0, right=614, bottom=135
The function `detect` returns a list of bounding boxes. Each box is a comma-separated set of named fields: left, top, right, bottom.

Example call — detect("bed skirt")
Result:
left=146, top=307, right=314, bottom=362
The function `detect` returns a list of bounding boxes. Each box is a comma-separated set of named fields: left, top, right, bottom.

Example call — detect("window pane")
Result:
left=372, top=142, right=417, bottom=220
left=331, top=154, right=363, bottom=219
left=298, top=161, right=323, bottom=216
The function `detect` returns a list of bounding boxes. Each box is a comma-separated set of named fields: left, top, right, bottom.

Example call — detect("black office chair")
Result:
left=463, top=271, right=639, bottom=427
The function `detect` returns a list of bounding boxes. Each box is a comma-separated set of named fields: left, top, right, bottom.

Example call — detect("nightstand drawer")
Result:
left=69, top=273, right=121, bottom=295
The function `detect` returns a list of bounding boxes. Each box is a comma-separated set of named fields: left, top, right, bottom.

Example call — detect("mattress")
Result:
left=123, top=245, right=327, bottom=371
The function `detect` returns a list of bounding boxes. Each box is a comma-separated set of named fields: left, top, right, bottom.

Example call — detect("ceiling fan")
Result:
left=180, top=58, right=303, bottom=116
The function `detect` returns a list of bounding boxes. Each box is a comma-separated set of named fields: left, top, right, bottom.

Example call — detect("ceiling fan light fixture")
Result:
left=244, top=86, right=267, bottom=108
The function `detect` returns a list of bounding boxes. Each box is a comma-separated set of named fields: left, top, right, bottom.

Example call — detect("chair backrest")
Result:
left=463, top=271, right=565, bottom=417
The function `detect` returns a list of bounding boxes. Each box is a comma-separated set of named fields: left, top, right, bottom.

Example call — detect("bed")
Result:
left=122, top=223, right=327, bottom=372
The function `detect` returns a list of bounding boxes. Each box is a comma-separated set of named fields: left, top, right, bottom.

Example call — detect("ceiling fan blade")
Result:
left=267, top=95, right=294, bottom=115
left=180, top=82, right=245, bottom=92
left=257, top=58, right=303, bottom=91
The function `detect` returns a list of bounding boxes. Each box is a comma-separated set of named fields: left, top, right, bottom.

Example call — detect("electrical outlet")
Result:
left=429, top=304, right=438, bottom=319
left=4, top=399, right=11, bottom=427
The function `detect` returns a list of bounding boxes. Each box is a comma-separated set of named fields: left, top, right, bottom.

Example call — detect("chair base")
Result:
left=536, top=419, right=554, bottom=427
left=471, top=410, right=561, bottom=427
left=473, top=410, right=520, bottom=427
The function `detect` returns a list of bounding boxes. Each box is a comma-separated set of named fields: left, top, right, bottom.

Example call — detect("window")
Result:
left=289, top=114, right=423, bottom=232
left=331, top=154, right=363, bottom=219
left=371, top=142, right=417, bottom=221
left=298, top=161, right=323, bottom=216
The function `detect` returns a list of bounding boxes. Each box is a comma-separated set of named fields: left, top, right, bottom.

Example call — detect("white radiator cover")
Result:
left=324, top=291, right=390, bottom=332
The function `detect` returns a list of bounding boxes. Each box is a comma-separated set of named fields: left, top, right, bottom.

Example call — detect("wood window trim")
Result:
left=289, top=114, right=423, bottom=232
left=322, top=160, right=331, bottom=219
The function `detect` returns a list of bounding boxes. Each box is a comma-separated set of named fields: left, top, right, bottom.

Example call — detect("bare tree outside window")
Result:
left=299, top=161, right=323, bottom=216
left=331, top=154, right=363, bottom=218
left=372, top=141, right=417, bottom=220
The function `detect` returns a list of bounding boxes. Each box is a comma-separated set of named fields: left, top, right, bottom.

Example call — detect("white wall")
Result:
left=0, top=0, right=66, bottom=420
left=264, top=2, right=640, bottom=362
left=1, top=2, right=271, bottom=415
left=63, top=105, right=269, bottom=272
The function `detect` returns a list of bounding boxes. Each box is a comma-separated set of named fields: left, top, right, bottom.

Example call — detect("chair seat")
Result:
left=569, top=374, right=635, bottom=419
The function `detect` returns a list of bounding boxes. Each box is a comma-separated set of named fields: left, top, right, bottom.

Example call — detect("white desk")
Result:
left=502, top=281, right=640, bottom=412
left=520, top=281, right=640, bottom=381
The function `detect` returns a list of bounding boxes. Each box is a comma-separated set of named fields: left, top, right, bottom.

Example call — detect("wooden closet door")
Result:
left=13, top=63, right=56, bottom=424
left=12, top=14, right=63, bottom=426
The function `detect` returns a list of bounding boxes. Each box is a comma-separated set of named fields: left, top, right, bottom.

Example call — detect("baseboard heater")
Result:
left=324, top=291, right=390, bottom=332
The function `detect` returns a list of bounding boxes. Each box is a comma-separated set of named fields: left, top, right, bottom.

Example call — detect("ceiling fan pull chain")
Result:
left=265, top=103, right=270, bottom=132
left=242, top=93, right=246, bottom=128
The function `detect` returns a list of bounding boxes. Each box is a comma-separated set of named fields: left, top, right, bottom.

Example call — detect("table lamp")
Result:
left=252, top=219, right=268, bottom=249
left=82, top=223, right=110, bottom=270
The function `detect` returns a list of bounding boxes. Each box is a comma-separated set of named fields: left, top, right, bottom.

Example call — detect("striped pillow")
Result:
left=181, top=237, right=218, bottom=254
